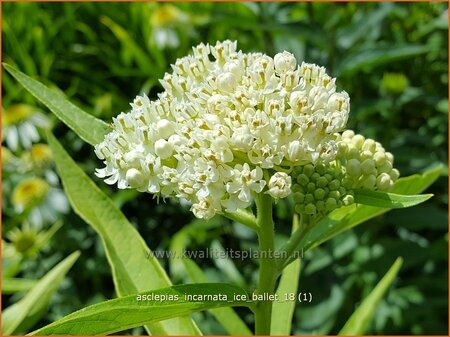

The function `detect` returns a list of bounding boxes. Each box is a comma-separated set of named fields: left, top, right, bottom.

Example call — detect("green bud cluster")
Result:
left=337, top=130, right=400, bottom=191
left=292, top=163, right=354, bottom=217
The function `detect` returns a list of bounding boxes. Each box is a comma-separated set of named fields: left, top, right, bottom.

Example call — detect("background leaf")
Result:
left=336, top=45, right=431, bottom=76
left=2, top=278, right=38, bottom=295
left=2, top=251, right=80, bottom=335
left=339, top=257, right=403, bottom=335
left=183, top=259, right=253, bottom=336
left=271, top=214, right=301, bottom=335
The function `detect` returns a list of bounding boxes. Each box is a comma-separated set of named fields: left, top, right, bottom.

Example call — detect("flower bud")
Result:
left=352, top=134, right=365, bottom=149
left=362, top=174, right=376, bottom=189
left=361, top=159, right=376, bottom=174
left=373, top=151, right=386, bottom=166
left=307, top=182, right=316, bottom=192
left=346, top=159, right=361, bottom=176
left=157, top=119, right=175, bottom=139
left=379, top=161, right=393, bottom=173
left=297, top=174, right=309, bottom=185
left=305, top=203, right=317, bottom=215
left=274, top=51, right=297, bottom=73
left=154, top=139, right=173, bottom=159
left=217, top=72, right=237, bottom=92
left=267, top=172, right=292, bottom=199
left=329, top=190, right=341, bottom=200
left=314, top=188, right=326, bottom=200
left=342, top=194, right=354, bottom=206
left=316, top=200, right=325, bottom=211
left=362, top=139, right=376, bottom=152
left=287, top=140, right=303, bottom=161
left=342, top=130, right=355, bottom=139
left=316, top=176, right=328, bottom=188
left=293, top=192, right=305, bottom=203
left=126, top=168, right=144, bottom=188
left=376, top=173, right=392, bottom=191
left=325, top=197, right=337, bottom=211
left=303, top=164, right=315, bottom=177
left=385, top=152, right=394, bottom=163
left=329, top=179, right=340, bottom=191
left=305, top=193, right=314, bottom=203
left=389, top=168, right=400, bottom=181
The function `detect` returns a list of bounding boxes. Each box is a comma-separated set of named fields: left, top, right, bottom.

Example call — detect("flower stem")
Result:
left=221, top=208, right=258, bottom=231
left=254, top=193, right=276, bottom=335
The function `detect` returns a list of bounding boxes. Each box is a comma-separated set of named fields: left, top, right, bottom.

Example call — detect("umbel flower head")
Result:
left=95, top=40, right=396, bottom=219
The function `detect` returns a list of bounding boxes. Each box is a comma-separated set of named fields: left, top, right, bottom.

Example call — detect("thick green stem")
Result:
left=254, top=193, right=276, bottom=335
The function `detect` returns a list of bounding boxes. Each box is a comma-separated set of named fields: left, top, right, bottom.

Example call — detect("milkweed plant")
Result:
left=3, top=40, right=437, bottom=336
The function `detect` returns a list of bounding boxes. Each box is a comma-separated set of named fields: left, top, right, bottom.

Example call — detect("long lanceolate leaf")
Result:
left=339, top=258, right=403, bottom=335
left=353, top=190, right=432, bottom=208
left=28, top=283, right=253, bottom=336
left=3, top=63, right=110, bottom=145
left=2, top=252, right=80, bottom=335
left=47, top=132, right=200, bottom=335
left=271, top=215, right=301, bottom=335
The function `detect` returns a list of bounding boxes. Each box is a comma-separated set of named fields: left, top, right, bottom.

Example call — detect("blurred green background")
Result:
left=2, top=2, right=448, bottom=335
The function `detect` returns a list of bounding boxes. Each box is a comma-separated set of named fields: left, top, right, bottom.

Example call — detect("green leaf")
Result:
left=3, top=63, right=110, bottom=145
left=47, top=132, right=200, bottom=335
left=336, top=3, right=392, bottom=49
left=100, top=16, right=154, bottom=75
left=271, top=215, right=301, bottom=335
left=28, top=283, right=253, bottom=336
left=183, top=259, right=253, bottom=336
left=336, top=45, right=431, bottom=76
left=2, top=278, right=38, bottom=295
left=2, top=252, right=80, bottom=335
left=339, top=257, right=403, bottom=335
left=211, top=240, right=246, bottom=287
left=354, top=190, right=432, bottom=208
left=169, top=217, right=223, bottom=281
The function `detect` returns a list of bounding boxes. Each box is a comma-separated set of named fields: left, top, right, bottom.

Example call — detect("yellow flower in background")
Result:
left=150, top=4, right=187, bottom=49
left=150, top=4, right=185, bottom=27
left=12, top=178, right=49, bottom=212
left=2, top=104, right=48, bottom=151
left=28, top=143, right=53, bottom=169
left=2, top=104, right=32, bottom=126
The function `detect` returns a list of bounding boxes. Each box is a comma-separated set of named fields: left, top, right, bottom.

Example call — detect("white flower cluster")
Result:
left=95, top=40, right=350, bottom=219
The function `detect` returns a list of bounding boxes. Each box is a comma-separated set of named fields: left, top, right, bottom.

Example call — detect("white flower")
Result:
left=266, top=172, right=292, bottom=199
left=154, top=139, right=173, bottom=159
left=274, top=51, right=297, bottom=74
left=95, top=40, right=351, bottom=218
left=226, top=164, right=266, bottom=203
